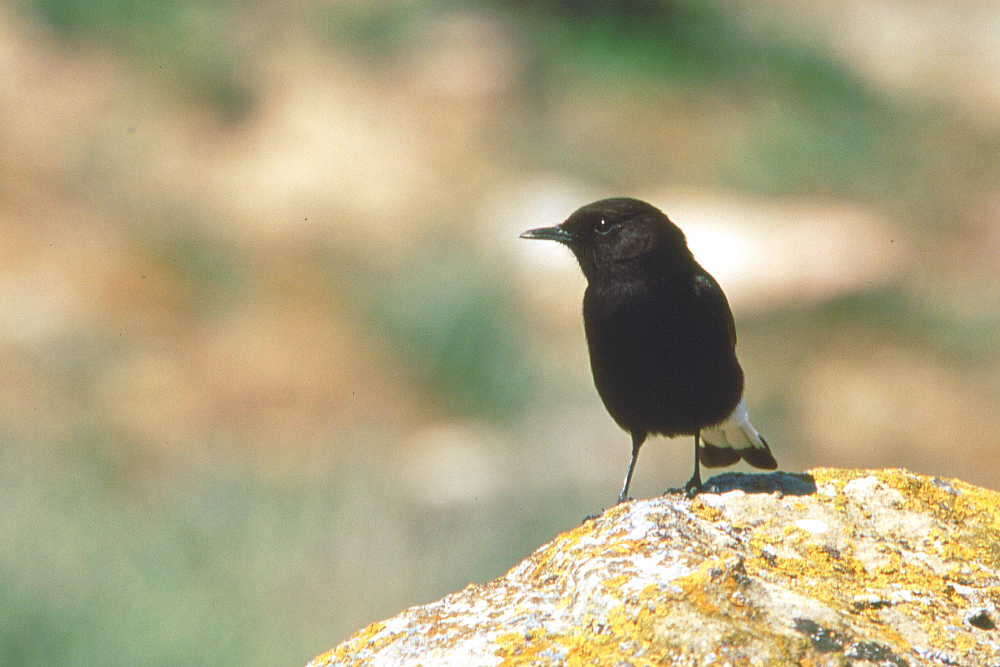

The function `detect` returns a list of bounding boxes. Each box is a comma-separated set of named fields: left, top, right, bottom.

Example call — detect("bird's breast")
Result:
left=582, top=280, right=742, bottom=435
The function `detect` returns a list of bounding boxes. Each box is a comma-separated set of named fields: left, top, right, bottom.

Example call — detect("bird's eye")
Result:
left=595, top=218, right=612, bottom=235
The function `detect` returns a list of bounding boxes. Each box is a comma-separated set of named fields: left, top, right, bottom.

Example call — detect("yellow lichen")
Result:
left=495, top=629, right=559, bottom=664
left=324, top=620, right=390, bottom=664
left=690, top=499, right=723, bottom=522
left=601, top=575, right=630, bottom=596
left=314, top=468, right=1000, bottom=666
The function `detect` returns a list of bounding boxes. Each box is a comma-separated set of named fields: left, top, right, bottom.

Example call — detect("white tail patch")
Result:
left=701, top=398, right=767, bottom=451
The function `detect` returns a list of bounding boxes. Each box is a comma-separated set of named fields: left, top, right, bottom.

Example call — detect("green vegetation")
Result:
left=143, top=226, right=249, bottom=315
left=362, top=246, right=538, bottom=422
left=321, top=0, right=897, bottom=198
left=0, top=434, right=585, bottom=666
left=750, top=285, right=1000, bottom=365
left=25, top=0, right=254, bottom=120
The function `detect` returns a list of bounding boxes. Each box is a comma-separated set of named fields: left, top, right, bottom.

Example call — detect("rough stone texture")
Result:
left=309, top=468, right=1000, bottom=666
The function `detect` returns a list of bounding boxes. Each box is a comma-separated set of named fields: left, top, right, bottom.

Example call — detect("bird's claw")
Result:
left=684, top=479, right=702, bottom=498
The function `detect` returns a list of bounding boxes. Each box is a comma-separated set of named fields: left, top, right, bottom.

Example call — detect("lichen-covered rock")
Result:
left=309, top=468, right=1000, bottom=666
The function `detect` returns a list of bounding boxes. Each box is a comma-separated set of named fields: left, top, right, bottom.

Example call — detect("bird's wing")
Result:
left=692, top=271, right=737, bottom=346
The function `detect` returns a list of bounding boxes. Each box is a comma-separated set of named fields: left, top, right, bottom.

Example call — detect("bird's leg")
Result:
left=618, top=431, right=646, bottom=503
left=684, top=431, right=703, bottom=498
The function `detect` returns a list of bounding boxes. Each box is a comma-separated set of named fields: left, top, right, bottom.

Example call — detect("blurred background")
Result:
left=2, top=0, right=999, bottom=663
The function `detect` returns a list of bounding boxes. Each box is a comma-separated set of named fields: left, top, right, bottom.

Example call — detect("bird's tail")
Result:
left=699, top=398, right=778, bottom=469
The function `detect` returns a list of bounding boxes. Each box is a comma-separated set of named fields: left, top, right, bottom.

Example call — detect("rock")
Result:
left=309, top=468, right=1000, bottom=666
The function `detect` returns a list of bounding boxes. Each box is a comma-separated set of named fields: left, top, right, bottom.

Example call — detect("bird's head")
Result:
left=520, top=198, right=691, bottom=282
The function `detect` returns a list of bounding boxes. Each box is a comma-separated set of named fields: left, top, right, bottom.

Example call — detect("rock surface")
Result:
left=309, top=468, right=1000, bottom=666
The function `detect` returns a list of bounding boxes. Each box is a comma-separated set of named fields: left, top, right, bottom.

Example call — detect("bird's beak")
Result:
left=519, top=225, right=576, bottom=244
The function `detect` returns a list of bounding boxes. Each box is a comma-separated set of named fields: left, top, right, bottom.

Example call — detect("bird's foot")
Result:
left=684, top=476, right=702, bottom=499
left=582, top=512, right=601, bottom=523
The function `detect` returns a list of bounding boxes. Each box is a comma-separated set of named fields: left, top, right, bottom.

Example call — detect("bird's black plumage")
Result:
left=521, top=197, right=777, bottom=502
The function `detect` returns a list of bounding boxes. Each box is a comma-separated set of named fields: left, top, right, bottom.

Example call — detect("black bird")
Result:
left=521, top=197, right=777, bottom=502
